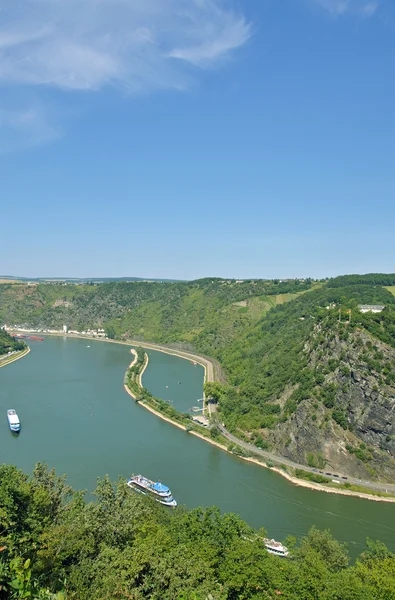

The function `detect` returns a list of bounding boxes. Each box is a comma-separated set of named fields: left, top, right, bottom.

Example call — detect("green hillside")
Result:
left=218, top=284, right=395, bottom=426
left=1, top=463, right=394, bottom=600
left=0, top=278, right=312, bottom=351
left=1, top=276, right=395, bottom=479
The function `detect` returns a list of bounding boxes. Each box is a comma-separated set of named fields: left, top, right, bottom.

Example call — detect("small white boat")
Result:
left=7, top=409, right=21, bottom=433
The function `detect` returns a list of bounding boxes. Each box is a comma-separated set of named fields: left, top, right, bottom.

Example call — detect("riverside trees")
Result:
left=1, top=464, right=395, bottom=600
left=0, top=329, right=25, bottom=357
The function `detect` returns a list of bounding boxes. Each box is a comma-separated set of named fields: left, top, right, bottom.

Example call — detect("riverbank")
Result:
left=124, top=351, right=210, bottom=436
left=123, top=348, right=395, bottom=503
left=128, top=377, right=395, bottom=502
left=0, top=346, right=30, bottom=369
left=128, top=349, right=138, bottom=369
left=27, top=331, right=215, bottom=383
left=11, top=330, right=395, bottom=502
left=138, top=352, right=149, bottom=387
left=242, top=458, right=395, bottom=503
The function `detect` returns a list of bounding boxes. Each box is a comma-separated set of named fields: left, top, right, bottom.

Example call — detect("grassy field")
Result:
left=231, top=290, right=315, bottom=321
left=385, top=286, right=395, bottom=297
left=334, top=482, right=394, bottom=498
left=0, top=278, right=20, bottom=284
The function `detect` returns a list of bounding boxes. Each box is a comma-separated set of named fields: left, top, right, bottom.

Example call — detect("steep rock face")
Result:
left=326, top=330, right=395, bottom=452
left=270, top=400, right=395, bottom=481
left=347, top=380, right=395, bottom=450
left=266, top=327, right=395, bottom=481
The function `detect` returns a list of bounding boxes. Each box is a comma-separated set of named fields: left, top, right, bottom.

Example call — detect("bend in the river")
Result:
left=1, top=336, right=394, bottom=559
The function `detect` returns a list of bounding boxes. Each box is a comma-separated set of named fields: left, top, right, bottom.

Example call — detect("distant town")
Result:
left=2, top=324, right=108, bottom=338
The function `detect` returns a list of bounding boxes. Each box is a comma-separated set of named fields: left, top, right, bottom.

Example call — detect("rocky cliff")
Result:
left=267, top=325, right=395, bottom=481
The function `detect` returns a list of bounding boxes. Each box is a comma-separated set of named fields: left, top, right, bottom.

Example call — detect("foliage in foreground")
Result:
left=1, top=464, right=395, bottom=600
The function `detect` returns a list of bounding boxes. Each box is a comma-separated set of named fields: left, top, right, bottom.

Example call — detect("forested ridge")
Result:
left=217, top=283, right=395, bottom=424
left=1, top=464, right=395, bottom=600
left=0, top=278, right=312, bottom=336
left=1, top=275, right=395, bottom=479
left=328, top=273, right=395, bottom=287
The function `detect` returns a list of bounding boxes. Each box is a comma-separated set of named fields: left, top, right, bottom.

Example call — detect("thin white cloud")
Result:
left=361, top=2, right=379, bottom=16
left=169, top=18, right=250, bottom=66
left=0, top=106, right=61, bottom=153
left=0, top=0, right=251, bottom=92
left=0, top=1, right=250, bottom=150
left=314, top=0, right=379, bottom=16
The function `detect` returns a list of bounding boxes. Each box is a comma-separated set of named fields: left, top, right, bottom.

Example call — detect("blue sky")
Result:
left=1, top=0, right=394, bottom=280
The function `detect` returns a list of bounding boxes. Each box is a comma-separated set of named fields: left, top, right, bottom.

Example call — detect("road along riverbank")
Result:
left=0, top=346, right=30, bottom=369
left=11, top=331, right=395, bottom=502
left=122, top=348, right=395, bottom=503
left=6, top=335, right=395, bottom=557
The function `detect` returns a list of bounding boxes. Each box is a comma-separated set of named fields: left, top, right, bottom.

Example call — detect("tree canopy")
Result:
left=1, top=464, right=395, bottom=600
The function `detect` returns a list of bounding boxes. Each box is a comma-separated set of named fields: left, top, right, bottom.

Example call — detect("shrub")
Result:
left=332, top=409, right=348, bottom=430
left=255, top=435, right=269, bottom=450
left=210, top=425, right=220, bottom=439
left=295, top=469, right=330, bottom=484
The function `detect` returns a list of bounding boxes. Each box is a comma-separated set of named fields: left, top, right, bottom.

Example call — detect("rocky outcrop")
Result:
left=266, top=327, right=395, bottom=482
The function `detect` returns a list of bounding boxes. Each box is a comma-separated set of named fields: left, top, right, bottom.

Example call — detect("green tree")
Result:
left=105, top=325, right=116, bottom=339
left=204, top=382, right=225, bottom=404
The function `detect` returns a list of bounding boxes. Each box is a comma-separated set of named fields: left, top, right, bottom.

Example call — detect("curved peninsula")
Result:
left=122, top=343, right=395, bottom=503
left=7, top=329, right=395, bottom=502
left=0, top=346, right=30, bottom=368
left=0, top=329, right=30, bottom=369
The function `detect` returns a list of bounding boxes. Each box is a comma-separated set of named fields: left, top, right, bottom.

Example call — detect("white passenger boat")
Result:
left=127, top=474, right=177, bottom=507
left=263, top=538, right=289, bottom=557
left=7, top=409, right=21, bottom=433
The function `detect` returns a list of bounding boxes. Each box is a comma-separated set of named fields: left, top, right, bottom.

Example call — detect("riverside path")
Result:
left=217, top=424, right=395, bottom=496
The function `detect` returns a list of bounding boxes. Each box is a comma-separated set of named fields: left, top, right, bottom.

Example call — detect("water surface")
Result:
left=1, top=336, right=394, bottom=558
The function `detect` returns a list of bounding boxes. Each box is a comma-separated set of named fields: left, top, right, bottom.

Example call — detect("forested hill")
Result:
left=0, top=328, right=25, bottom=356
left=217, top=283, right=395, bottom=481
left=0, top=278, right=313, bottom=350
left=1, top=463, right=394, bottom=600
left=328, top=273, right=395, bottom=287
left=1, top=276, right=395, bottom=480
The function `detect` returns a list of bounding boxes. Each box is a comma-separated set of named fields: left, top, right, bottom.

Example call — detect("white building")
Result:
left=358, top=305, right=385, bottom=313
left=63, top=325, right=68, bottom=333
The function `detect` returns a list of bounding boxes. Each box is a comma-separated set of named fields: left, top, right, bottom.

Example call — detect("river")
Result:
left=1, top=336, right=394, bottom=558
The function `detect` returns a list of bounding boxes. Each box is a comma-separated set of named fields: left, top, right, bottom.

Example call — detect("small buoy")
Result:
left=166, top=385, right=168, bottom=388
left=178, top=381, right=181, bottom=384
